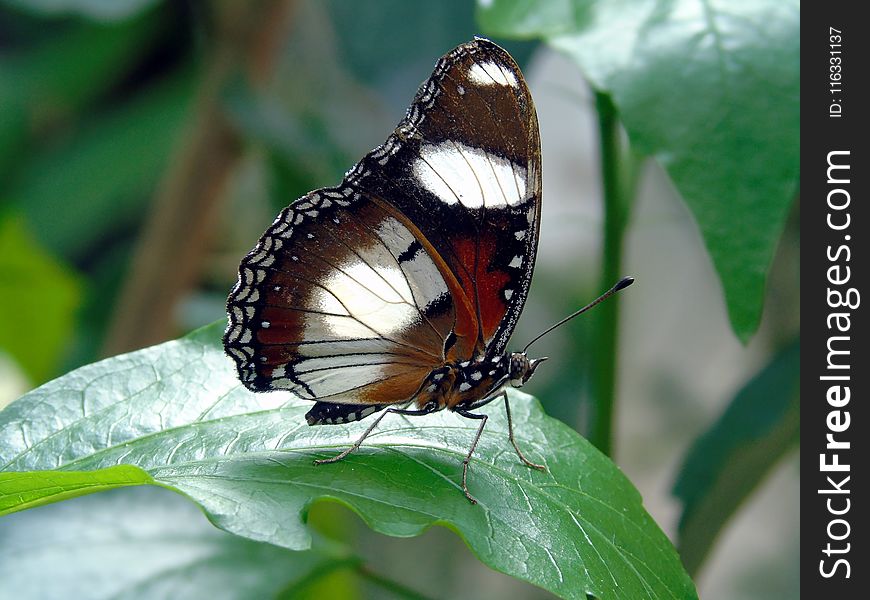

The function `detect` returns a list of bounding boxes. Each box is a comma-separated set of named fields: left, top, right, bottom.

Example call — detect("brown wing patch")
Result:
left=224, top=186, right=454, bottom=399
left=357, top=364, right=433, bottom=405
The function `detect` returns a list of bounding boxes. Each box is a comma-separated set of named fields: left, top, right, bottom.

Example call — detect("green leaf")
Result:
left=0, top=486, right=357, bottom=599
left=0, top=214, right=81, bottom=382
left=478, top=0, right=799, bottom=341
left=0, top=322, right=697, bottom=599
left=673, top=339, right=800, bottom=576
left=0, top=464, right=151, bottom=515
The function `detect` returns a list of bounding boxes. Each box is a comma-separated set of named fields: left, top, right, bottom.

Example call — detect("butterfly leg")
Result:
left=313, top=404, right=438, bottom=466
left=501, top=392, right=546, bottom=471
left=453, top=409, right=489, bottom=504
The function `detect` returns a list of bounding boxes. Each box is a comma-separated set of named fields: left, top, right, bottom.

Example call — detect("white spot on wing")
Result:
left=295, top=363, right=388, bottom=397
left=413, top=141, right=527, bottom=209
left=306, top=252, right=419, bottom=340
left=375, top=217, right=448, bottom=310
left=467, top=60, right=519, bottom=88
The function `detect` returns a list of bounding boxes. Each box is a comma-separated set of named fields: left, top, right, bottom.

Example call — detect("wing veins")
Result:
left=324, top=202, right=450, bottom=347
left=294, top=358, right=431, bottom=377
left=248, top=265, right=440, bottom=360
left=447, top=137, right=489, bottom=213
left=308, top=251, right=414, bottom=308
left=306, top=366, right=432, bottom=403
left=310, top=229, right=449, bottom=354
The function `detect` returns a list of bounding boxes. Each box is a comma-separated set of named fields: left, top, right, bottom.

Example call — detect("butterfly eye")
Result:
left=523, top=357, right=548, bottom=384
left=508, top=353, right=529, bottom=386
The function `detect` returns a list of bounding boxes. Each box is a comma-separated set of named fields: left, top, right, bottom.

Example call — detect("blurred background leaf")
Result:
left=10, top=72, right=192, bottom=259
left=0, top=214, right=80, bottom=383
left=478, top=0, right=800, bottom=341
left=1, top=0, right=161, bottom=22
left=0, top=9, right=166, bottom=183
left=674, top=339, right=800, bottom=576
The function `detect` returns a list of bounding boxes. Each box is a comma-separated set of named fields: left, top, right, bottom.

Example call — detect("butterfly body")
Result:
left=300, top=354, right=510, bottom=425
left=224, top=38, right=546, bottom=502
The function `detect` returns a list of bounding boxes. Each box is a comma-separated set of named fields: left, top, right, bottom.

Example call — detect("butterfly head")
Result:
left=508, top=353, right=548, bottom=388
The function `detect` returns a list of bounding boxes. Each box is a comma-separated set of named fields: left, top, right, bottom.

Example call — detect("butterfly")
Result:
left=223, top=38, right=632, bottom=503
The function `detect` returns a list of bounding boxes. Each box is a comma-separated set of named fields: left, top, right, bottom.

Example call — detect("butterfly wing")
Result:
left=224, top=38, right=540, bottom=408
left=350, top=38, right=542, bottom=358
left=224, top=186, right=471, bottom=405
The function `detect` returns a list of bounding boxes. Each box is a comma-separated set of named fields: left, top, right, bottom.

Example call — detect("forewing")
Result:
left=349, top=38, right=542, bottom=357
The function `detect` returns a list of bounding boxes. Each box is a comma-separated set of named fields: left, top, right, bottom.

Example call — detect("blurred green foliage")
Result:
left=1, top=3, right=193, bottom=376
left=0, top=214, right=80, bottom=381
left=674, top=339, right=800, bottom=576
left=480, top=0, right=800, bottom=342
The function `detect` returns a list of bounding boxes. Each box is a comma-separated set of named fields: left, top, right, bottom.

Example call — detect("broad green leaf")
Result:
left=1, top=0, right=161, bottom=22
left=0, top=322, right=697, bottom=600
left=0, top=486, right=357, bottom=600
left=673, top=339, right=799, bottom=576
left=478, top=0, right=799, bottom=341
left=0, top=215, right=80, bottom=382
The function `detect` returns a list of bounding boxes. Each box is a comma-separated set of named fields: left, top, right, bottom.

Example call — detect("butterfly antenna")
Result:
left=522, top=276, right=635, bottom=353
